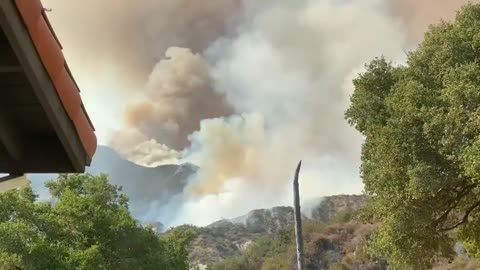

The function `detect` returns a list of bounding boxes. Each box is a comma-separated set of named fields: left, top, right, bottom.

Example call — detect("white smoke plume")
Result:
left=169, top=0, right=406, bottom=226
left=117, top=47, right=233, bottom=151
left=171, top=0, right=478, bottom=226
left=109, top=129, right=180, bottom=167
left=41, top=0, right=241, bottom=144
left=42, top=0, right=476, bottom=227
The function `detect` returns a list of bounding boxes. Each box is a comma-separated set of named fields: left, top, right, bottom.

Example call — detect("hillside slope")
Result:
left=188, top=195, right=368, bottom=266
left=28, top=146, right=196, bottom=218
left=187, top=195, right=478, bottom=269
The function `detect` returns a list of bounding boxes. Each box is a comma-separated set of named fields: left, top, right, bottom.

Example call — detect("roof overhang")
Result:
left=0, top=0, right=97, bottom=174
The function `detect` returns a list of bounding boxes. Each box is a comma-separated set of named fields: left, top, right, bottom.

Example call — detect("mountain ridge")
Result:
left=187, top=194, right=368, bottom=266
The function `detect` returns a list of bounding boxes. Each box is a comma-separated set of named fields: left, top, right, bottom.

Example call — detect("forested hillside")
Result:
left=186, top=195, right=367, bottom=267
left=189, top=198, right=478, bottom=270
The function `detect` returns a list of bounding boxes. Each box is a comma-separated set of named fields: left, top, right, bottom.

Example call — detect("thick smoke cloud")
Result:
left=42, top=0, right=242, bottom=85
left=42, top=0, right=241, bottom=145
left=172, top=0, right=406, bottom=226
left=43, top=0, right=476, bottom=226
left=390, top=0, right=476, bottom=45
left=120, top=47, right=232, bottom=151
left=109, top=129, right=180, bottom=167
left=184, top=114, right=264, bottom=195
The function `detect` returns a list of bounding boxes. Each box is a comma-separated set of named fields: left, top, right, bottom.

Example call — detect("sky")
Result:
left=41, top=0, right=475, bottom=226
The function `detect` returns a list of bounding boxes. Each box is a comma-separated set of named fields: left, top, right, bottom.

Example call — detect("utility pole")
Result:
left=293, top=160, right=305, bottom=270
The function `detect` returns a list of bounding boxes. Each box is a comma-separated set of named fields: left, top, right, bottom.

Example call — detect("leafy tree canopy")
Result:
left=0, top=174, right=193, bottom=270
left=346, top=3, right=480, bottom=269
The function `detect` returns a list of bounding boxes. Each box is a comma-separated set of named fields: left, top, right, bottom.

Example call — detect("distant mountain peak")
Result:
left=206, top=195, right=367, bottom=234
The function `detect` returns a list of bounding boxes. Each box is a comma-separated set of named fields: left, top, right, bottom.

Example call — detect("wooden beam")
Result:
left=0, top=65, right=22, bottom=72
left=0, top=85, right=39, bottom=106
left=0, top=0, right=86, bottom=172
left=0, top=136, right=74, bottom=173
left=0, top=42, right=20, bottom=66
left=0, top=110, right=22, bottom=161
left=21, top=136, right=73, bottom=172
left=0, top=145, right=22, bottom=174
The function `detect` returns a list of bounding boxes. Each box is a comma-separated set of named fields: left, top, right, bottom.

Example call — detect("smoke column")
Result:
left=42, top=0, right=241, bottom=146
left=109, top=47, right=233, bottom=166
left=42, top=0, right=478, bottom=226
left=170, top=0, right=406, bottom=226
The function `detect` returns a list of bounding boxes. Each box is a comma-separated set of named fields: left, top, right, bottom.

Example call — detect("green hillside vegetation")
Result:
left=345, top=3, right=480, bottom=269
left=0, top=174, right=194, bottom=270
left=208, top=212, right=383, bottom=270
left=207, top=210, right=479, bottom=270
left=185, top=196, right=368, bottom=267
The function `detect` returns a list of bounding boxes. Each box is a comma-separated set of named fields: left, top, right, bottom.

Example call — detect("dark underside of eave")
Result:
left=0, top=27, right=75, bottom=174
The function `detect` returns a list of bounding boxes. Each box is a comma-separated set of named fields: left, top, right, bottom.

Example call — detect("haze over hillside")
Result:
left=27, top=147, right=365, bottom=230
left=38, top=0, right=477, bottom=231
left=28, top=146, right=196, bottom=221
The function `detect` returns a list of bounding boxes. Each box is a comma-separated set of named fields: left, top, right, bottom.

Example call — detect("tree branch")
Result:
left=432, top=184, right=476, bottom=228
left=439, top=200, right=480, bottom=232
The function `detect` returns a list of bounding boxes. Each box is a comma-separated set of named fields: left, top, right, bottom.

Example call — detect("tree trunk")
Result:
left=293, top=160, right=305, bottom=270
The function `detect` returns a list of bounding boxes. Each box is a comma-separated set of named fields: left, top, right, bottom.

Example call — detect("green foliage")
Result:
left=329, top=209, right=359, bottom=224
left=434, top=256, right=480, bottom=270
left=162, top=225, right=200, bottom=269
left=209, top=256, right=246, bottom=270
left=0, top=174, right=194, bottom=270
left=209, top=216, right=380, bottom=270
left=329, top=263, right=348, bottom=270
left=260, top=256, right=291, bottom=270
left=346, top=3, right=480, bottom=269
left=209, top=229, right=294, bottom=270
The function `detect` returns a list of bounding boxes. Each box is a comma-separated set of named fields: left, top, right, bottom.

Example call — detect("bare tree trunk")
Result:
left=293, top=160, right=305, bottom=270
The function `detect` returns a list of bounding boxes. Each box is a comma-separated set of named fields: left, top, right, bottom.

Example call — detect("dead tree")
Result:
left=293, top=160, right=305, bottom=270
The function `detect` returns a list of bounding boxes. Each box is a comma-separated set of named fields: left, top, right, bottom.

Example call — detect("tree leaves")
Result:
left=0, top=174, right=193, bottom=270
left=346, top=3, right=480, bottom=269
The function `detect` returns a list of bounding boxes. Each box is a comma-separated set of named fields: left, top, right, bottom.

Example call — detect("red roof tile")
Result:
left=14, top=0, right=97, bottom=160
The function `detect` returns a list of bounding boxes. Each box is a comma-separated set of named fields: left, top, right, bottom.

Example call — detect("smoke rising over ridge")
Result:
left=173, top=0, right=406, bottom=225
left=43, top=0, right=477, bottom=226
left=42, top=0, right=242, bottom=142
left=122, top=47, right=233, bottom=150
